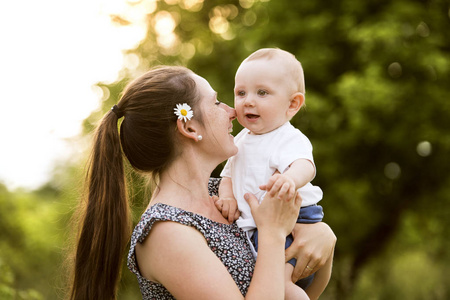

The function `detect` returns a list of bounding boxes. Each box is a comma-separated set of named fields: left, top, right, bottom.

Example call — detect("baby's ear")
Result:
left=288, top=92, right=305, bottom=116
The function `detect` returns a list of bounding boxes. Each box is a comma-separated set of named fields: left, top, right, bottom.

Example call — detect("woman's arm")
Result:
left=136, top=221, right=245, bottom=299
left=245, top=192, right=301, bottom=299
left=136, top=191, right=302, bottom=299
left=285, top=222, right=336, bottom=282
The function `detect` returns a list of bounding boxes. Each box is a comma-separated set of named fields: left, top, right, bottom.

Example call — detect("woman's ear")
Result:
left=288, top=92, right=305, bottom=117
left=176, top=119, right=202, bottom=142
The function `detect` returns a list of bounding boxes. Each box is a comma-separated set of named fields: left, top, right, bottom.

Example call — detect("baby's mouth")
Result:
left=245, top=114, right=259, bottom=119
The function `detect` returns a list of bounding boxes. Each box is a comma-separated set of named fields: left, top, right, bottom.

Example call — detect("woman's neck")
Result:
left=151, top=148, right=214, bottom=212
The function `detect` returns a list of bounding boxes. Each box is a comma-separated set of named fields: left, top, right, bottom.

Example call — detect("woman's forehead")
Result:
left=192, top=73, right=216, bottom=99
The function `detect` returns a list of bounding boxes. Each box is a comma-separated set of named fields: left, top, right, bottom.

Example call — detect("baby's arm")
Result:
left=261, top=159, right=315, bottom=201
left=216, top=177, right=241, bottom=222
left=284, top=159, right=315, bottom=189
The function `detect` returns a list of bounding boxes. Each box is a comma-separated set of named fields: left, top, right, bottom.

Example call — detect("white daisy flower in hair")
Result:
left=174, top=103, right=194, bottom=122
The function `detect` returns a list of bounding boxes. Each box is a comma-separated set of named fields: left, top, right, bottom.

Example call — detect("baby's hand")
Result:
left=214, top=196, right=241, bottom=223
left=260, top=174, right=296, bottom=202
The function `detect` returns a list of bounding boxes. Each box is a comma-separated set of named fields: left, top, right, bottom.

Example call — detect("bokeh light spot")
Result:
left=180, top=0, right=204, bottom=12
left=417, top=141, right=432, bottom=157
left=388, top=62, right=402, bottom=78
left=239, top=0, right=255, bottom=9
left=154, top=11, right=176, bottom=35
left=209, top=16, right=229, bottom=34
left=416, top=22, right=430, bottom=37
left=154, top=11, right=179, bottom=49
left=124, top=53, right=140, bottom=70
left=243, top=10, right=257, bottom=26
left=164, top=0, right=179, bottom=5
left=181, top=42, right=196, bottom=59
left=384, top=162, right=401, bottom=180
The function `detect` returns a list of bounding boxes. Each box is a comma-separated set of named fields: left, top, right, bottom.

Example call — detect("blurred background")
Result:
left=1, top=0, right=449, bottom=299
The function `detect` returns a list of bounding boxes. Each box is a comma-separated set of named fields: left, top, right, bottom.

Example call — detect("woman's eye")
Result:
left=215, top=100, right=222, bottom=106
left=257, top=90, right=268, bottom=96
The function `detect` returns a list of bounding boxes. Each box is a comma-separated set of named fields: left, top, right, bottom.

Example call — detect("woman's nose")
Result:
left=225, top=104, right=236, bottom=120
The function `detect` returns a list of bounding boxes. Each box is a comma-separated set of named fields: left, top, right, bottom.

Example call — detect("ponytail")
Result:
left=69, top=111, right=130, bottom=300
left=68, top=66, right=201, bottom=299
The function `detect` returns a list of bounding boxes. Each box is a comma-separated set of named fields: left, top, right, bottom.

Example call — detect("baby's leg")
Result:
left=305, top=255, right=333, bottom=300
left=285, top=263, right=309, bottom=300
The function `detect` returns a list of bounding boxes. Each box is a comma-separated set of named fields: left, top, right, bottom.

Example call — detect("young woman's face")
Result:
left=234, top=58, right=294, bottom=135
left=191, top=74, right=238, bottom=160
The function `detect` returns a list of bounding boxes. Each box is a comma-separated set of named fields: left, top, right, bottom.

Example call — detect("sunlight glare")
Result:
left=154, top=11, right=179, bottom=49
left=164, top=0, right=179, bottom=5
left=180, top=0, right=204, bottom=12
left=209, top=16, right=229, bottom=34
left=0, top=0, right=148, bottom=189
left=124, top=53, right=141, bottom=70
left=155, top=11, right=177, bottom=35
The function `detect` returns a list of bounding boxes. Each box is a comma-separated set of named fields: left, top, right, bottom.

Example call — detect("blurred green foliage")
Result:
left=1, top=0, right=449, bottom=299
left=0, top=183, right=64, bottom=300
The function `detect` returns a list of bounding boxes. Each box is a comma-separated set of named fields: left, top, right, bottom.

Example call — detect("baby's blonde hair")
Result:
left=243, top=48, right=305, bottom=94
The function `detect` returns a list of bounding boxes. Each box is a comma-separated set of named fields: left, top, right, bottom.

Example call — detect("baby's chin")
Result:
left=248, top=129, right=271, bottom=135
left=249, top=124, right=284, bottom=135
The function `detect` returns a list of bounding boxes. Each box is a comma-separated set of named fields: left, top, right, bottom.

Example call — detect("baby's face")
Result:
left=234, top=58, right=295, bottom=135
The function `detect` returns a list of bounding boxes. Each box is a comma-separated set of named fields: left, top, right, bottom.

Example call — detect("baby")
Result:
left=216, top=48, right=332, bottom=300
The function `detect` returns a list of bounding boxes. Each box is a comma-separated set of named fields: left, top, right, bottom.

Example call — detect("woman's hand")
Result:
left=285, top=222, right=336, bottom=282
left=244, top=191, right=303, bottom=300
left=245, top=190, right=302, bottom=238
left=259, top=173, right=296, bottom=202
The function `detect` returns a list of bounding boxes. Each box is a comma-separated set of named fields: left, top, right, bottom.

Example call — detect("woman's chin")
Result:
left=220, top=144, right=238, bottom=161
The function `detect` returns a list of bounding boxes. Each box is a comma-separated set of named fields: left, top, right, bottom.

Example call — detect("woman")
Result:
left=68, top=66, right=336, bottom=299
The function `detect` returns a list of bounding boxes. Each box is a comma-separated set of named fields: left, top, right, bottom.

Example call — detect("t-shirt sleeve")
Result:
left=220, top=159, right=232, bottom=178
left=270, top=131, right=315, bottom=174
left=220, top=129, right=246, bottom=178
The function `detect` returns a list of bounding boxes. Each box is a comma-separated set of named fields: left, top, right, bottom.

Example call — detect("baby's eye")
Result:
left=257, top=89, right=268, bottom=96
left=215, top=100, right=222, bottom=106
left=236, top=90, right=246, bottom=97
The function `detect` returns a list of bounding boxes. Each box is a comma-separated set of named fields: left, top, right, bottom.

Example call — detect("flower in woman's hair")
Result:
left=174, top=103, right=193, bottom=122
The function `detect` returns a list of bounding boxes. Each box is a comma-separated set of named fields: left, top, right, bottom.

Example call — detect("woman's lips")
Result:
left=228, top=124, right=234, bottom=136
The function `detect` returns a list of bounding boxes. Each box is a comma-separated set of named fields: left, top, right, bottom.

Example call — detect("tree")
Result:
left=83, top=0, right=450, bottom=298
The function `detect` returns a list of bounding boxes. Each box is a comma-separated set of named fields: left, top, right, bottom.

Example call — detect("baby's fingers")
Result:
left=233, top=209, right=241, bottom=221
left=264, top=176, right=277, bottom=193
left=278, top=183, right=295, bottom=202
left=221, top=202, right=230, bottom=219
left=268, top=179, right=284, bottom=197
left=214, top=199, right=223, bottom=212
left=227, top=201, right=239, bottom=223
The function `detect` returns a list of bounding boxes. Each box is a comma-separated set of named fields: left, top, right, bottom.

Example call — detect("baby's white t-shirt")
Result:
left=221, top=122, right=323, bottom=232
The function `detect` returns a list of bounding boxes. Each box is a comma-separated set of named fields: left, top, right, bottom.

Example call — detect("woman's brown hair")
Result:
left=69, top=66, right=201, bottom=299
